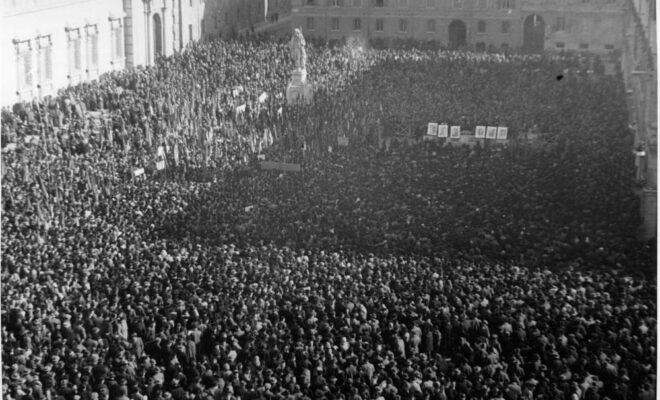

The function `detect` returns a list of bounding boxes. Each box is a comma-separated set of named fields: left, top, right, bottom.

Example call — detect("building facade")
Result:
left=2, top=0, right=207, bottom=106
left=291, top=0, right=625, bottom=53
left=203, top=0, right=292, bottom=38
left=621, top=0, right=656, bottom=240
left=2, top=0, right=126, bottom=105
left=123, top=0, right=207, bottom=68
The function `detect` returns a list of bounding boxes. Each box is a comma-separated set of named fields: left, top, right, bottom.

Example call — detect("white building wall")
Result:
left=123, top=0, right=206, bottom=66
left=2, top=0, right=126, bottom=105
left=181, top=0, right=206, bottom=46
left=1, top=0, right=208, bottom=106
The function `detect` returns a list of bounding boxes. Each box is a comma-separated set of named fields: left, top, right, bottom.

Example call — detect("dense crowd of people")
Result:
left=1, top=35, right=656, bottom=400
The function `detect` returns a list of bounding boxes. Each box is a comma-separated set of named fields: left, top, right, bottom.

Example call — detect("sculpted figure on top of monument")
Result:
left=289, top=28, right=307, bottom=71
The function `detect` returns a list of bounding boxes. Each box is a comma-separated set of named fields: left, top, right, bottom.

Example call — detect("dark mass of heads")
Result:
left=1, top=36, right=656, bottom=400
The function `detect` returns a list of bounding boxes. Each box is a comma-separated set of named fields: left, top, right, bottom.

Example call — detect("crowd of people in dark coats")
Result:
left=1, top=36, right=656, bottom=400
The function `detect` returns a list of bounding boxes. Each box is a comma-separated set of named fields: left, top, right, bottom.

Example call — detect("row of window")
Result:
left=310, top=0, right=616, bottom=6
left=14, top=20, right=123, bottom=95
left=307, top=0, right=515, bottom=9
left=306, top=17, right=513, bottom=33
left=555, top=42, right=616, bottom=50
left=305, top=16, right=608, bottom=35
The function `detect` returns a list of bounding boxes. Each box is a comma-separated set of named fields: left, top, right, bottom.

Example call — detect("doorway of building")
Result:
left=153, top=13, right=163, bottom=59
left=448, top=20, right=467, bottom=50
left=523, top=14, right=545, bottom=53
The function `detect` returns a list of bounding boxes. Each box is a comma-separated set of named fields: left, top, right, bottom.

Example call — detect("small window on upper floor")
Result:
left=453, top=0, right=463, bottom=8
left=497, top=0, right=513, bottom=8
left=375, top=0, right=385, bottom=7
left=554, top=17, right=566, bottom=32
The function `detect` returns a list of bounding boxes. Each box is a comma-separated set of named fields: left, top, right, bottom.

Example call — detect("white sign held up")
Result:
left=497, top=127, right=508, bottom=140
left=486, top=126, right=497, bottom=139
left=427, top=123, right=438, bottom=136
left=438, top=124, right=449, bottom=138
left=156, top=146, right=166, bottom=170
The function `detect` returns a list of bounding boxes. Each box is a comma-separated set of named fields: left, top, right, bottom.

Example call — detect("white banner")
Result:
left=232, top=85, right=244, bottom=97
left=133, top=168, right=145, bottom=177
left=2, top=143, right=17, bottom=152
left=438, top=124, right=449, bottom=138
left=427, top=123, right=438, bottom=136
left=25, top=135, right=40, bottom=144
left=156, top=146, right=166, bottom=170
left=258, top=92, right=268, bottom=103
left=475, top=126, right=486, bottom=139
left=450, top=126, right=461, bottom=139
left=338, top=136, right=349, bottom=146
left=260, top=161, right=301, bottom=172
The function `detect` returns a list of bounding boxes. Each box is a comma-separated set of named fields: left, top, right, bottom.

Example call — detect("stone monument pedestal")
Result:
left=286, top=68, right=314, bottom=105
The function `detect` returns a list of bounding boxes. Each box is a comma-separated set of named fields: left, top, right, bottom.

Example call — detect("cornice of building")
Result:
left=4, top=0, right=104, bottom=17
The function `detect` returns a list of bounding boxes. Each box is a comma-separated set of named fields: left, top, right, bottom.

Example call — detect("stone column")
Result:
left=161, top=0, right=168, bottom=56
left=144, top=0, right=151, bottom=65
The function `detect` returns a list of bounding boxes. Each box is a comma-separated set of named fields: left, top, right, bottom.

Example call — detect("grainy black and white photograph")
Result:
left=0, top=0, right=657, bottom=399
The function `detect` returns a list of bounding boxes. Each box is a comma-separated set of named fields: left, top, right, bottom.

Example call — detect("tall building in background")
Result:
left=622, top=0, right=656, bottom=240
left=2, top=0, right=206, bottom=106
left=203, top=0, right=292, bottom=38
left=291, top=0, right=625, bottom=53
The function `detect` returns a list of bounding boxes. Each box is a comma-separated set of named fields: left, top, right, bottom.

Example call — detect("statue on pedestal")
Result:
left=289, top=28, right=307, bottom=71
left=286, top=28, right=314, bottom=105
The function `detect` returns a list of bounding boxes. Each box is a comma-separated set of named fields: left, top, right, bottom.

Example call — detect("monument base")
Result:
left=286, top=82, right=314, bottom=105
left=286, top=68, right=314, bottom=105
